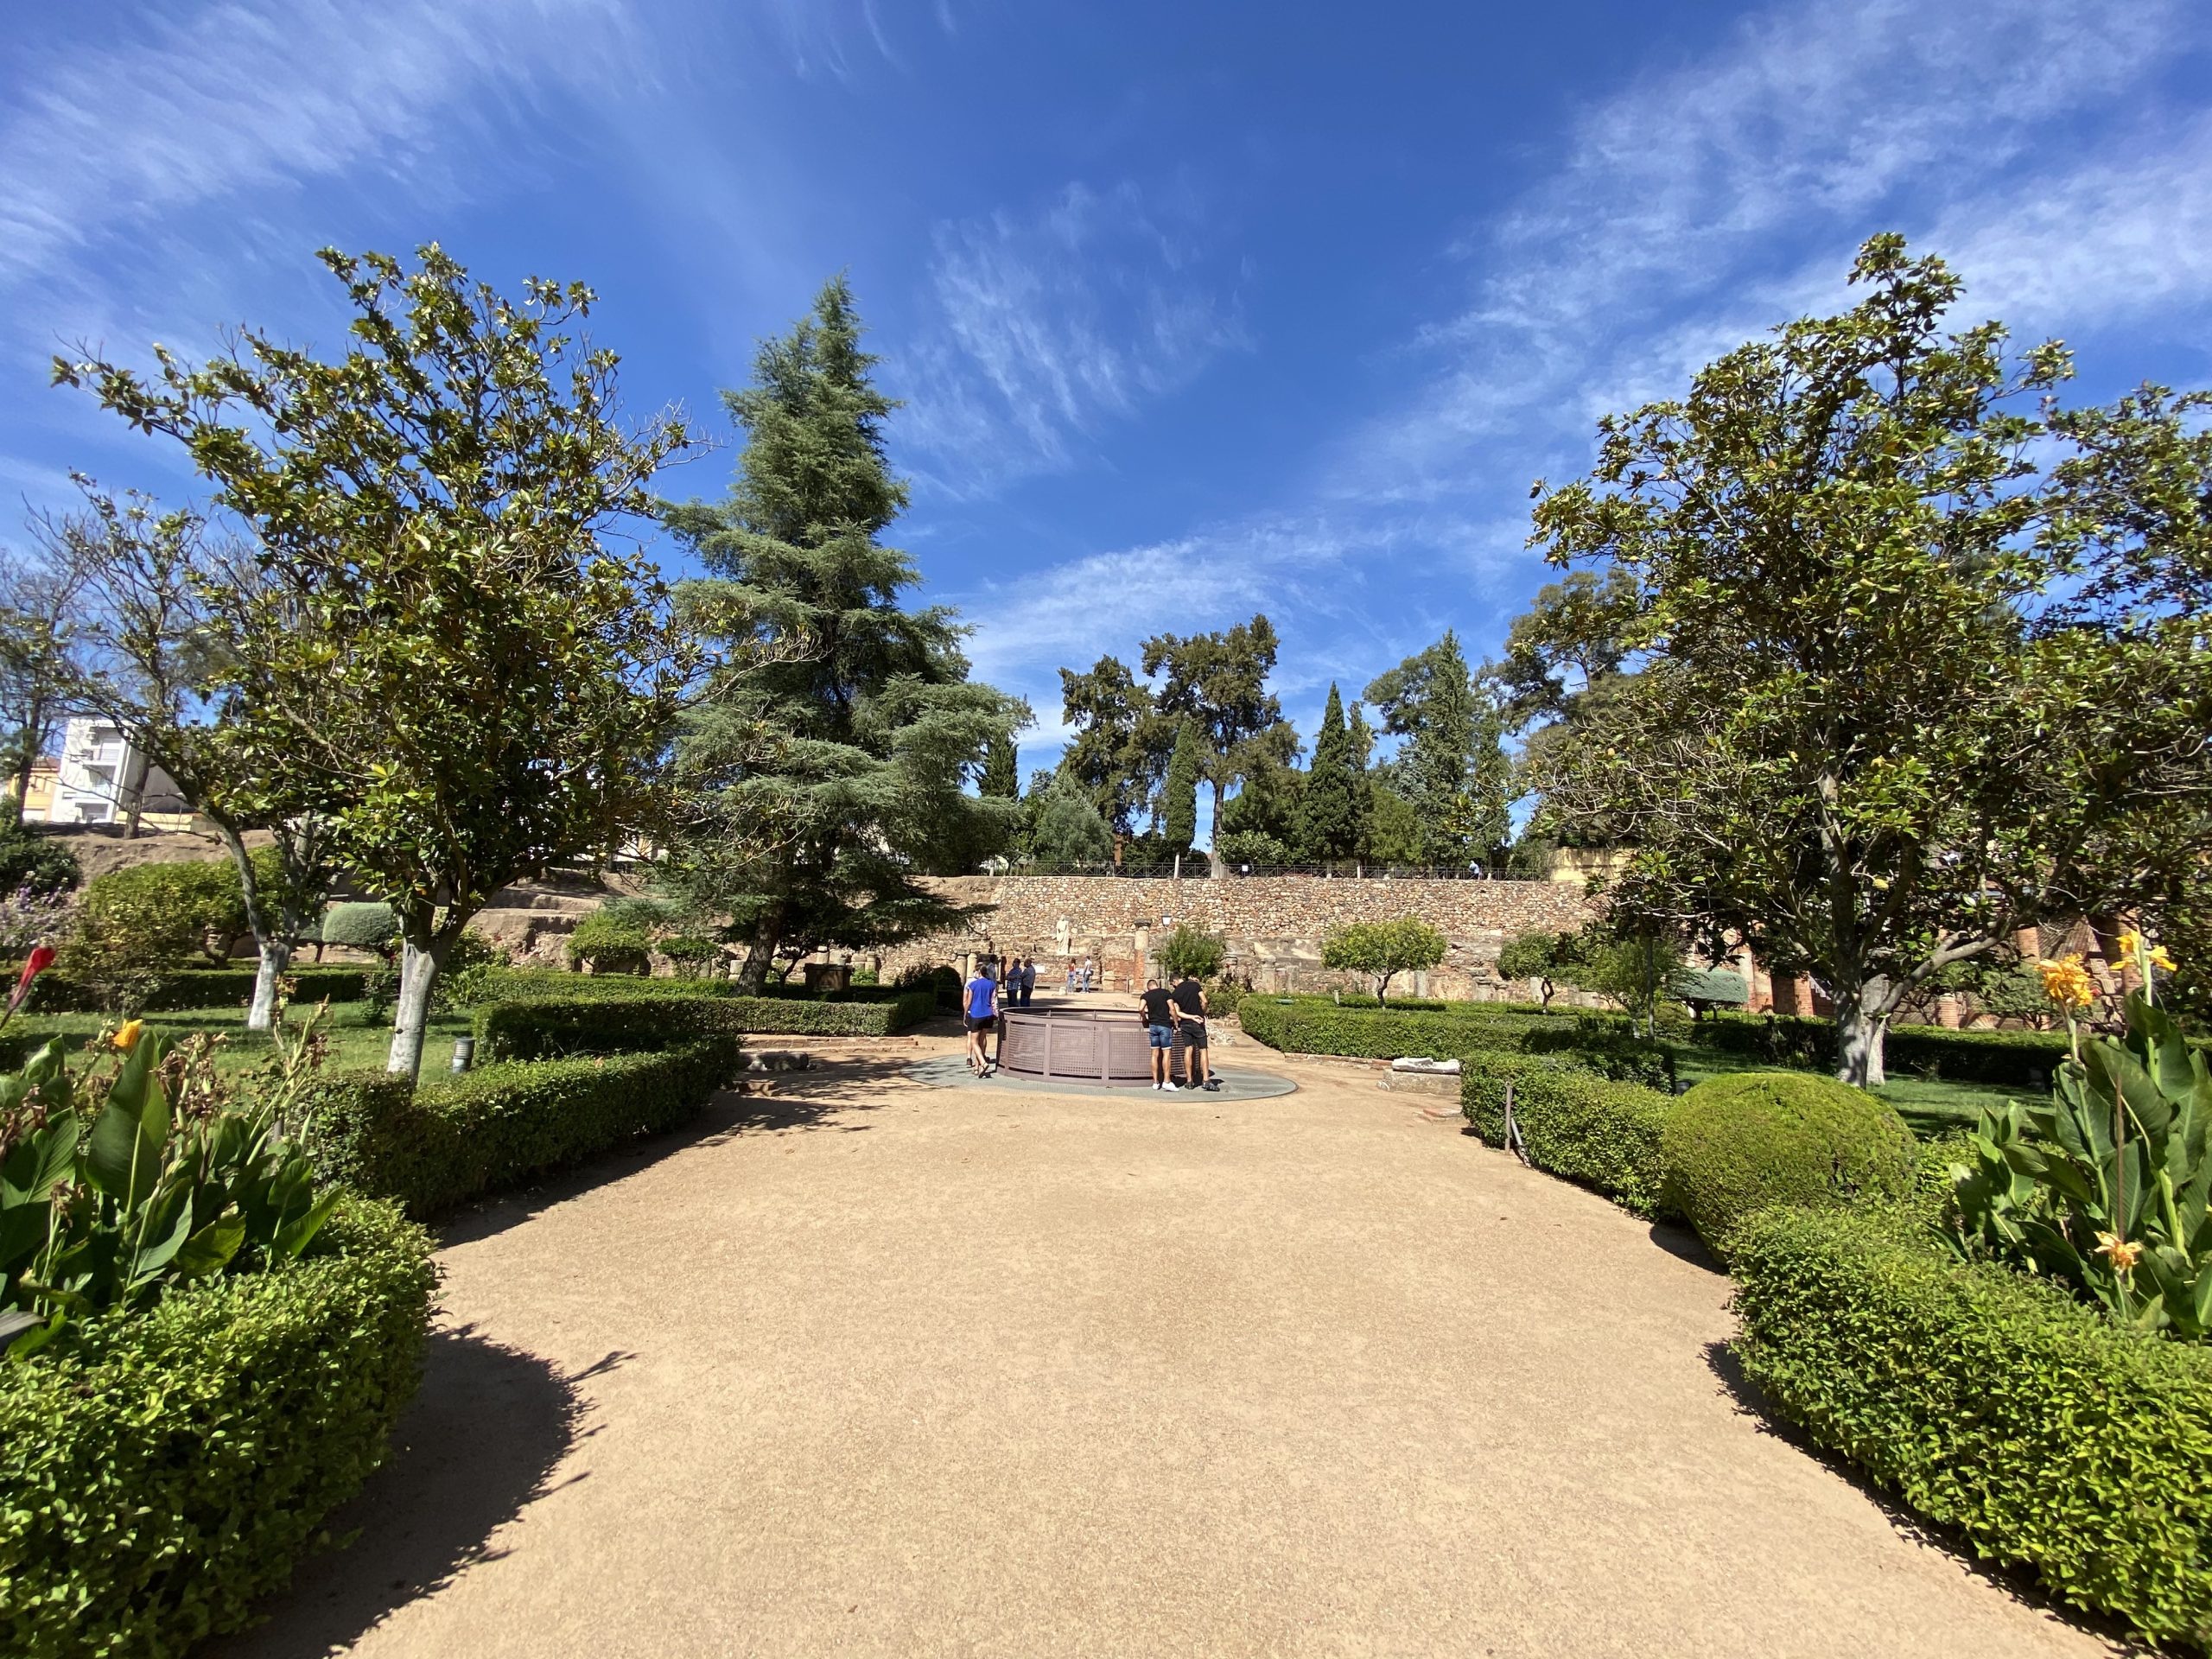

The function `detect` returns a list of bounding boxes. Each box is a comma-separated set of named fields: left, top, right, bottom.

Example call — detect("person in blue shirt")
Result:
left=963, top=963, right=999, bottom=1075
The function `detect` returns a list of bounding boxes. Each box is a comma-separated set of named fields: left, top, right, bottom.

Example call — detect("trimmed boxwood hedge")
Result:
left=1459, top=1052, right=1677, bottom=1217
left=466, top=969, right=935, bottom=1033
left=1661, top=1071, right=1917, bottom=1255
left=1732, top=1206, right=2212, bottom=1651
left=302, top=1037, right=743, bottom=1218
left=5, top=963, right=372, bottom=1016
left=1237, top=997, right=1674, bottom=1089
left=0, top=1195, right=435, bottom=1657
left=1700, top=1009, right=2112, bottom=1085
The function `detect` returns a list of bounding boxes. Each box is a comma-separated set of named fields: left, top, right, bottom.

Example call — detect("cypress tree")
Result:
left=1296, top=683, right=1365, bottom=862
left=658, top=276, right=1021, bottom=990
left=980, top=729, right=1020, bottom=799
left=1162, top=721, right=1200, bottom=855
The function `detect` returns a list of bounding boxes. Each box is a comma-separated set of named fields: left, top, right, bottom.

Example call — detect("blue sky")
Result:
left=5, top=0, right=2211, bottom=810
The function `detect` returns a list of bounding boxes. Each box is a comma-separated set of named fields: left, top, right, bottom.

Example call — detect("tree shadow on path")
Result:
left=207, top=1327, right=626, bottom=1658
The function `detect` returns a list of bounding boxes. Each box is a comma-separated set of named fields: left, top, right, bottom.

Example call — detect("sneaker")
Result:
left=1205, top=1079, right=1222, bottom=1091
left=1162, top=1082, right=1179, bottom=1092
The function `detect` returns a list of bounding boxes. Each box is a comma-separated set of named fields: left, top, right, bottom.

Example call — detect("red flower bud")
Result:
left=10, top=945, right=55, bottom=1012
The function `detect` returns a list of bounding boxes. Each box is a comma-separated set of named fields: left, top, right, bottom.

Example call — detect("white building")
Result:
left=44, top=717, right=191, bottom=830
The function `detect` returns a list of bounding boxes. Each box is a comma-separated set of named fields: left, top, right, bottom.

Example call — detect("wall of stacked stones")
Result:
left=876, top=874, right=1600, bottom=1001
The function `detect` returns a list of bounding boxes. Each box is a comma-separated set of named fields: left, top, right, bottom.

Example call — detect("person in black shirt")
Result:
left=1170, top=972, right=1217, bottom=1090
left=1138, top=978, right=1179, bottom=1090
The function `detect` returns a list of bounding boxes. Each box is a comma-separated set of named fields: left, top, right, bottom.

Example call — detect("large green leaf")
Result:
left=173, top=1212, right=247, bottom=1278
left=86, top=1042, right=172, bottom=1210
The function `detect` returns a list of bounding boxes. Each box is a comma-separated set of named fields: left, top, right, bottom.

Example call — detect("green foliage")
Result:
left=1460, top=1052, right=1676, bottom=1217
left=1319, top=917, right=1449, bottom=1002
left=465, top=978, right=936, bottom=1041
left=0, top=1194, right=434, bottom=1656
left=1294, top=683, right=1364, bottom=861
left=1523, top=233, right=2212, bottom=1088
left=1059, top=653, right=1168, bottom=839
left=659, top=277, right=1019, bottom=986
left=60, top=244, right=698, bottom=1077
left=1364, top=629, right=1512, bottom=868
left=0, top=828, right=78, bottom=898
left=1200, top=977, right=1246, bottom=1018
left=1949, top=986, right=2212, bottom=1337
left=1496, top=928, right=1575, bottom=1007
left=1661, top=1071, right=1917, bottom=1254
left=565, top=906, right=655, bottom=975
left=1159, top=924, right=1225, bottom=982
left=1675, top=966, right=1749, bottom=1009
left=318, top=900, right=397, bottom=955
left=978, top=728, right=1019, bottom=800
left=1359, top=782, right=1426, bottom=866
left=1161, top=721, right=1201, bottom=855
left=658, top=934, right=723, bottom=977
left=1214, top=733, right=1302, bottom=868
left=0, top=965, right=371, bottom=1024
left=1213, top=830, right=1293, bottom=868
left=1141, top=615, right=1287, bottom=832
left=1554, top=919, right=1687, bottom=1035
left=76, top=860, right=244, bottom=963
left=1030, top=774, right=1115, bottom=870
left=1732, top=1205, right=2212, bottom=1651
left=301, top=1039, right=741, bottom=1220
left=1, top=1022, right=345, bottom=1351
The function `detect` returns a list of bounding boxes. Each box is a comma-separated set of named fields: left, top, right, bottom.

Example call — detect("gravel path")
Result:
left=219, top=1032, right=2112, bottom=1658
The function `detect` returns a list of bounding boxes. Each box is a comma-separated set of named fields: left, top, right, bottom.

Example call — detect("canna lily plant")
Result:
left=1949, top=932, right=2212, bottom=1337
left=0, top=1000, right=340, bottom=1358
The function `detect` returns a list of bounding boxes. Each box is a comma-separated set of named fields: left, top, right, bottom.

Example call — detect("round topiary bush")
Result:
left=319, top=902, right=397, bottom=957
left=1660, top=1070, right=1916, bottom=1254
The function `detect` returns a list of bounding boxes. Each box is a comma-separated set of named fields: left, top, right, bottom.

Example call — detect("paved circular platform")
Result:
left=904, top=1052, right=1299, bottom=1100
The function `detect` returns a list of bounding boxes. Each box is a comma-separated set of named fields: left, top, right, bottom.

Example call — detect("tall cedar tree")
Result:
left=1296, top=684, right=1366, bottom=861
left=1058, top=654, right=1166, bottom=855
left=1527, top=234, right=2212, bottom=1086
left=659, top=278, right=1020, bottom=991
left=58, top=245, right=695, bottom=1079
left=1161, top=721, right=1201, bottom=855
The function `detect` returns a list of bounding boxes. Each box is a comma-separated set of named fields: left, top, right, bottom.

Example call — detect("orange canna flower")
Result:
left=110, top=1019, right=144, bottom=1052
left=2037, top=955, right=2094, bottom=1009
left=2094, top=1231, right=2143, bottom=1274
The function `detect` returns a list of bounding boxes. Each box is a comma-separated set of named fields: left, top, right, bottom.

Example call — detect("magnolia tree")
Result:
left=1523, top=235, right=2212, bottom=1085
left=59, top=245, right=696, bottom=1078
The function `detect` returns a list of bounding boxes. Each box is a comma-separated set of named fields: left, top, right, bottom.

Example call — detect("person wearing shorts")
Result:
left=963, top=965, right=999, bottom=1075
left=1171, top=971, right=1217, bottom=1090
left=1139, top=978, right=1179, bottom=1090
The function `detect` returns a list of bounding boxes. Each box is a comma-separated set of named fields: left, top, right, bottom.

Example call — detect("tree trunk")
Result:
left=10, top=736, right=33, bottom=830
left=1208, top=780, right=1228, bottom=878
left=208, top=816, right=283, bottom=1032
left=385, top=935, right=454, bottom=1081
left=734, top=910, right=781, bottom=995
left=1835, top=980, right=1891, bottom=1088
left=248, top=937, right=293, bottom=1030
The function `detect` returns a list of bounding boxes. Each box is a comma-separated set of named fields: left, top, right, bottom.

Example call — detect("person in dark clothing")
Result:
left=1139, top=977, right=1179, bottom=1090
left=1170, top=972, right=1217, bottom=1090
left=1018, top=956, right=1036, bottom=1008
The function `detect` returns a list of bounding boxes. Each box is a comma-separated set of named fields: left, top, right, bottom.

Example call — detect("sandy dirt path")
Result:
left=216, top=1033, right=2113, bottom=1658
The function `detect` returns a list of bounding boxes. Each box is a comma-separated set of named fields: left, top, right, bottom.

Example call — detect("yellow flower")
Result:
left=2094, top=1231, right=2144, bottom=1274
left=2116, top=930, right=2177, bottom=976
left=2117, top=928, right=2142, bottom=959
left=111, top=1019, right=143, bottom=1052
left=2036, top=955, right=2094, bottom=1009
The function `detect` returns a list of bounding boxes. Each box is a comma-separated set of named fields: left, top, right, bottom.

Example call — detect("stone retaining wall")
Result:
left=878, top=874, right=1601, bottom=1000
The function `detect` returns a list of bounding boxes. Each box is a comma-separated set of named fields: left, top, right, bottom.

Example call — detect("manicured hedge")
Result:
left=7, top=963, right=372, bottom=1015
left=0, top=1196, right=435, bottom=1657
left=1459, top=1052, right=1677, bottom=1217
left=467, top=969, right=934, bottom=1033
left=1238, top=997, right=1674, bottom=1088
left=1700, top=1010, right=2087, bottom=1085
left=1661, top=1071, right=1917, bottom=1255
left=1732, top=1206, right=2212, bottom=1651
left=302, top=1037, right=742, bottom=1218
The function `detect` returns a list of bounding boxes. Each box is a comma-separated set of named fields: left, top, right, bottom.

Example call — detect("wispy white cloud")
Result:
left=897, top=179, right=1248, bottom=495
left=1336, top=0, right=2209, bottom=505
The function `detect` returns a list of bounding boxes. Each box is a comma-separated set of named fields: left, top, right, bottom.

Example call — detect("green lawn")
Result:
left=1673, top=1041, right=2021, bottom=1138
left=3, top=1002, right=473, bottom=1078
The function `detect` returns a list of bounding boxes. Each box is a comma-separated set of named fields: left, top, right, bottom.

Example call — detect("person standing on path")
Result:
left=1170, top=970, right=1217, bottom=1090
left=1018, top=955, right=1036, bottom=1008
left=1139, top=977, right=1179, bottom=1091
left=963, top=963, right=1000, bottom=1076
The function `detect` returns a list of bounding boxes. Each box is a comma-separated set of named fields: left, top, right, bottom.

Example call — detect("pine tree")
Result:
left=1366, top=629, right=1513, bottom=868
left=980, top=729, right=1020, bottom=799
left=1295, top=683, right=1365, bottom=862
left=1162, top=721, right=1200, bottom=855
left=658, top=276, right=1021, bottom=990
